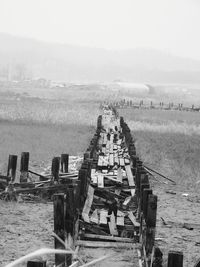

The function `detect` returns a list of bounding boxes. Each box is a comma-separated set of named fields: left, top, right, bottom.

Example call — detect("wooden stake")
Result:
left=7, top=155, right=17, bottom=183
left=54, top=193, right=65, bottom=266
left=167, top=251, right=183, bottom=267
left=65, top=188, right=76, bottom=266
left=20, top=152, right=29, bottom=183
left=61, top=154, right=69, bottom=173
left=78, top=169, right=88, bottom=209
left=52, top=157, right=60, bottom=182
left=143, top=189, right=152, bottom=221
left=146, top=195, right=157, bottom=227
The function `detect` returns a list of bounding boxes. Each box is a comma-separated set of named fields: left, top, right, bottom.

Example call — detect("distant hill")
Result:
left=0, top=33, right=200, bottom=83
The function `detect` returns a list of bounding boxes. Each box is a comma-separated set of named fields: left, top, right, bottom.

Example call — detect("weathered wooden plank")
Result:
left=82, top=234, right=134, bottom=243
left=125, top=165, right=135, bottom=196
left=90, top=209, right=99, bottom=224
left=128, top=211, right=140, bottom=227
left=109, top=153, right=114, bottom=166
left=117, top=210, right=125, bottom=226
left=99, top=209, right=108, bottom=224
left=82, top=186, right=94, bottom=223
left=119, top=157, right=125, bottom=167
left=97, top=173, right=104, bottom=188
left=117, top=167, right=123, bottom=182
left=76, top=240, right=137, bottom=248
left=108, top=212, right=118, bottom=236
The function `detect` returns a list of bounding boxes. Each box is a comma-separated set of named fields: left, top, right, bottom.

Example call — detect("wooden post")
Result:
left=145, top=194, right=157, bottom=255
left=7, top=155, right=17, bottom=183
left=64, top=188, right=76, bottom=266
left=146, top=195, right=157, bottom=227
left=52, top=157, right=60, bottom=182
left=27, top=261, right=46, bottom=267
left=84, top=151, right=90, bottom=160
left=78, top=168, right=88, bottom=209
left=20, top=152, right=29, bottom=183
left=140, top=183, right=150, bottom=212
left=61, top=154, right=69, bottom=173
left=167, top=251, right=183, bottom=267
left=54, top=193, right=65, bottom=266
left=143, top=189, right=152, bottom=221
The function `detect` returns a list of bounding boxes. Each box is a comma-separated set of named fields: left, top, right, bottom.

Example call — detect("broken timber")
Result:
left=73, top=105, right=159, bottom=267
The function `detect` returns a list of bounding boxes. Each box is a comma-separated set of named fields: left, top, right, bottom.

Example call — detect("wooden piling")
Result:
left=146, top=195, right=157, bottom=227
left=78, top=168, right=88, bottom=209
left=143, top=189, right=152, bottom=221
left=64, top=188, right=76, bottom=266
left=20, top=152, right=29, bottom=183
left=54, top=193, right=65, bottom=266
left=167, top=251, right=183, bottom=267
left=7, top=155, right=17, bottom=182
left=61, top=154, right=69, bottom=173
left=52, top=157, right=60, bottom=182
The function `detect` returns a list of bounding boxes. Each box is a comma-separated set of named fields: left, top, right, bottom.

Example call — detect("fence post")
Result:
left=61, top=154, right=69, bottom=173
left=7, top=155, right=17, bottom=183
left=20, top=152, right=29, bottom=183
left=167, top=251, right=183, bottom=267
left=52, top=157, right=60, bottom=182
left=54, top=193, right=65, bottom=266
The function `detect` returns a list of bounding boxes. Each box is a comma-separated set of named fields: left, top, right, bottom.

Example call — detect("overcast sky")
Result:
left=0, top=0, right=200, bottom=59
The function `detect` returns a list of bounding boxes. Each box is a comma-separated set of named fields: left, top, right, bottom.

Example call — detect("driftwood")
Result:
left=161, top=217, right=200, bottom=230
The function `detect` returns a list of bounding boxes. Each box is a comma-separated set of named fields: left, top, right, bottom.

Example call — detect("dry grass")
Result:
left=0, top=121, right=94, bottom=174
left=119, top=109, right=200, bottom=190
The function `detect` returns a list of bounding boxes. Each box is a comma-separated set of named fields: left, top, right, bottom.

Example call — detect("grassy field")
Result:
left=0, top=83, right=200, bottom=188
left=120, top=108, right=200, bottom=190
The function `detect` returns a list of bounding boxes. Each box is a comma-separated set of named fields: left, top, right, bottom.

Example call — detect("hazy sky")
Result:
left=0, top=0, right=200, bottom=59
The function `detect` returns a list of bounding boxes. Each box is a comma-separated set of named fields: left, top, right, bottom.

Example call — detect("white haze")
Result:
left=0, top=0, right=200, bottom=59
